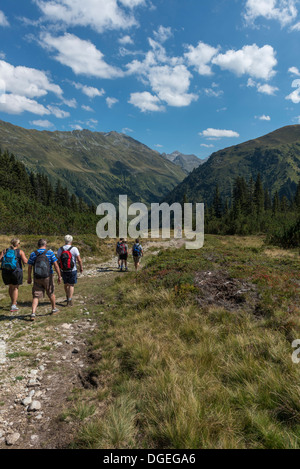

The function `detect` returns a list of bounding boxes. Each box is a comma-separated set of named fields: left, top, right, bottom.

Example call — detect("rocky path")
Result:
left=0, top=239, right=184, bottom=449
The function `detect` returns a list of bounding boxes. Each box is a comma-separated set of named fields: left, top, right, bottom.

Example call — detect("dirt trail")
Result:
left=0, top=238, right=184, bottom=449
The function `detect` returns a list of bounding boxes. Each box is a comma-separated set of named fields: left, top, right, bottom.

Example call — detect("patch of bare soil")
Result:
left=194, top=270, right=259, bottom=312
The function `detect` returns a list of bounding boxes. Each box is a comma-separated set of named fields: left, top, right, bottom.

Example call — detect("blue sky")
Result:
left=1, top=0, right=300, bottom=159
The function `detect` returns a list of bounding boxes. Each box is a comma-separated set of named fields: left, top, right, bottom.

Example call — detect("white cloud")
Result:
left=200, top=128, right=240, bottom=138
left=40, top=33, right=123, bottom=79
left=128, top=91, right=165, bottom=112
left=70, top=124, right=83, bottom=130
left=73, top=82, right=105, bottom=98
left=244, top=0, right=298, bottom=26
left=119, top=0, right=145, bottom=7
left=286, top=79, right=300, bottom=103
left=289, top=66, right=300, bottom=76
left=212, top=44, right=277, bottom=81
left=0, top=11, right=9, bottom=27
left=47, top=105, right=70, bottom=118
left=257, top=83, right=279, bottom=94
left=184, top=41, right=219, bottom=76
left=204, top=83, right=223, bottom=98
left=0, top=59, right=63, bottom=99
left=106, top=97, right=119, bottom=108
left=153, top=26, right=173, bottom=43
left=35, top=0, right=146, bottom=33
left=118, top=35, right=134, bottom=45
left=247, top=77, right=278, bottom=94
left=147, top=64, right=198, bottom=107
left=200, top=143, right=215, bottom=148
left=0, top=94, right=51, bottom=115
left=122, top=127, right=134, bottom=133
left=82, top=104, right=94, bottom=112
left=30, top=119, right=54, bottom=128
left=256, top=114, right=271, bottom=120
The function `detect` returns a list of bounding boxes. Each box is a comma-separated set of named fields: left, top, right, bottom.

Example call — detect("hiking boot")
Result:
left=30, top=314, right=36, bottom=322
left=51, top=308, right=59, bottom=315
left=10, top=304, right=19, bottom=312
left=67, top=299, right=73, bottom=307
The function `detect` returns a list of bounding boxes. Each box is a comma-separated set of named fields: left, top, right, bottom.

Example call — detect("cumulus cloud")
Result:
left=200, top=128, right=240, bottom=138
left=212, top=44, right=277, bottom=81
left=73, top=82, right=105, bottom=98
left=106, top=97, right=119, bottom=108
left=35, top=0, right=146, bottom=33
left=184, top=41, right=219, bottom=76
left=126, top=38, right=198, bottom=110
left=244, top=0, right=298, bottom=26
left=286, top=79, right=300, bottom=103
left=256, top=114, right=271, bottom=120
left=0, top=59, right=63, bottom=99
left=153, top=25, right=173, bottom=43
left=128, top=91, right=165, bottom=112
left=118, top=35, right=134, bottom=45
left=40, top=32, right=123, bottom=79
left=47, top=105, right=70, bottom=118
left=0, top=94, right=51, bottom=115
left=0, top=11, right=9, bottom=27
left=289, top=66, right=300, bottom=76
left=30, top=119, right=54, bottom=128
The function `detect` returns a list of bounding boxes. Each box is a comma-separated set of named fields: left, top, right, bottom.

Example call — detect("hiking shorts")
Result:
left=32, top=275, right=54, bottom=299
left=119, top=254, right=128, bottom=261
left=133, top=256, right=141, bottom=264
left=62, top=270, right=77, bottom=285
left=2, top=269, right=23, bottom=286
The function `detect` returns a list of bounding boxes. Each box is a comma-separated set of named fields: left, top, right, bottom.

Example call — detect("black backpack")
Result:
left=34, top=250, right=51, bottom=279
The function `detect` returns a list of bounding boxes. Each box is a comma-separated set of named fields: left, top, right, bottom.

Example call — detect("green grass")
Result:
left=1, top=233, right=299, bottom=449
left=67, top=235, right=300, bottom=449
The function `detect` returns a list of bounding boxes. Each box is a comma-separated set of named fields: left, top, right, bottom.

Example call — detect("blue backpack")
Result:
left=132, top=243, right=142, bottom=257
left=1, top=249, right=18, bottom=271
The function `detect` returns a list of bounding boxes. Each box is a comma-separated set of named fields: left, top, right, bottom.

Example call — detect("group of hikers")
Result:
left=0, top=235, right=144, bottom=321
left=0, top=235, right=83, bottom=321
left=116, top=238, right=144, bottom=273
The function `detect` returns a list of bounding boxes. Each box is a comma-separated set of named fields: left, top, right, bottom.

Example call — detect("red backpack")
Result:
left=59, top=246, right=74, bottom=272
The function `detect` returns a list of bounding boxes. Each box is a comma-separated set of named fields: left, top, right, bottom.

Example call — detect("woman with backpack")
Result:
left=0, top=238, right=28, bottom=312
left=132, top=239, right=143, bottom=273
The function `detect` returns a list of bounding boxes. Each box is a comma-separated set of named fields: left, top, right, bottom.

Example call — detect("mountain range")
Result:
left=161, top=151, right=207, bottom=174
left=0, top=120, right=186, bottom=206
left=165, top=125, right=300, bottom=206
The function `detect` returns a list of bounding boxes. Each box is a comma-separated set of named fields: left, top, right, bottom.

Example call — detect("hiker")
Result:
left=0, top=238, right=28, bottom=313
left=116, top=238, right=128, bottom=271
left=27, top=239, right=61, bottom=321
left=132, top=239, right=143, bottom=273
left=116, top=238, right=123, bottom=270
left=57, top=235, right=83, bottom=306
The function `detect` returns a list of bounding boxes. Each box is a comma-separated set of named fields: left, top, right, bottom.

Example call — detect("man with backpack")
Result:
left=57, top=235, right=83, bottom=306
left=132, top=239, right=143, bottom=273
left=0, top=238, right=28, bottom=312
left=116, top=238, right=128, bottom=271
left=27, top=239, right=61, bottom=321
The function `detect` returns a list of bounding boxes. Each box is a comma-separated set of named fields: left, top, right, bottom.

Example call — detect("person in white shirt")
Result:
left=57, top=235, right=83, bottom=306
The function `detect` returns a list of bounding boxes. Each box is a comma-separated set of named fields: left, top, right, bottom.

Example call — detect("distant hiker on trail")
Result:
left=116, top=238, right=123, bottom=270
left=0, top=238, right=28, bottom=313
left=27, top=239, right=61, bottom=322
left=57, top=235, right=83, bottom=307
left=132, top=239, right=143, bottom=273
left=116, top=238, right=128, bottom=271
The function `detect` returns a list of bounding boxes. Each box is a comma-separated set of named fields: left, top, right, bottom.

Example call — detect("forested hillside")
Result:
left=0, top=149, right=97, bottom=234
